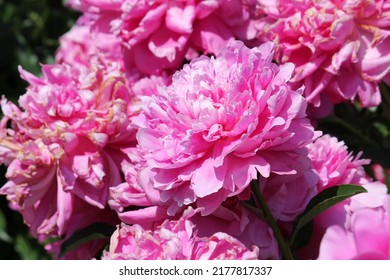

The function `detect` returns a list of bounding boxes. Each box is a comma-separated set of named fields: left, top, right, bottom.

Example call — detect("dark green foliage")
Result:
left=0, top=0, right=79, bottom=101
left=317, top=83, right=390, bottom=170
left=0, top=0, right=78, bottom=259
left=60, top=223, right=116, bottom=258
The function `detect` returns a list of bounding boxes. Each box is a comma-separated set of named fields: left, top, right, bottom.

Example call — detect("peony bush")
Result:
left=1, top=0, right=390, bottom=260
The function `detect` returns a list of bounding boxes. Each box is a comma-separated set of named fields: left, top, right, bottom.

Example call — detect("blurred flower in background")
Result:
left=0, top=0, right=79, bottom=259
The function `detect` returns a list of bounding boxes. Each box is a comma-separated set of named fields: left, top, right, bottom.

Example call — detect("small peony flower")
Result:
left=55, top=23, right=98, bottom=70
left=308, top=134, right=370, bottom=192
left=135, top=40, right=316, bottom=216
left=318, top=181, right=390, bottom=259
left=109, top=158, right=171, bottom=227
left=102, top=207, right=259, bottom=260
left=108, top=152, right=169, bottom=225
left=256, top=0, right=390, bottom=114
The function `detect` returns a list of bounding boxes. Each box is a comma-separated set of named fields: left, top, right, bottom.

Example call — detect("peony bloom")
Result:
left=256, top=0, right=390, bottom=115
left=308, top=134, right=370, bottom=192
left=0, top=60, right=135, bottom=241
left=66, top=0, right=259, bottom=75
left=0, top=136, right=118, bottom=242
left=6, top=63, right=134, bottom=208
left=13, top=62, right=134, bottom=148
left=318, top=181, right=390, bottom=259
left=134, top=40, right=315, bottom=216
left=102, top=208, right=259, bottom=260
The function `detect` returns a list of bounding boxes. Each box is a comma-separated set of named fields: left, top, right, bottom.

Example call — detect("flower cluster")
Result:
left=1, top=0, right=390, bottom=260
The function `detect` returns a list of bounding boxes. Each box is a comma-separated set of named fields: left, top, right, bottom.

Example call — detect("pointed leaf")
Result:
left=289, top=184, right=367, bottom=247
left=15, top=235, right=39, bottom=260
left=289, top=220, right=314, bottom=251
left=60, top=222, right=116, bottom=257
left=0, top=209, right=13, bottom=243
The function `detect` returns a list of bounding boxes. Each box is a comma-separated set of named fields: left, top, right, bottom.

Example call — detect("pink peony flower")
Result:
left=0, top=60, right=135, bottom=240
left=102, top=207, right=259, bottom=260
left=66, top=0, right=259, bottom=75
left=191, top=232, right=259, bottom=259
left=14, top=62, right=134, bottom=147
left=7, top=63, right=135, bottom=206
left=0, top=137, right=118, bottom=240
left=134, top=40, right=316, bottom=216
left=308, top=134, right=370, bottom=192
left=256, top=0, right=390, bottom=114
left=318, top=181, right=390, bottom=259
left=299, top=134, right=371, bottom=259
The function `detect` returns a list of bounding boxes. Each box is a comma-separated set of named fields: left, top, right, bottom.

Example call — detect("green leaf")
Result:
left=289, top=184, right=367, bottom=249
left=289, top=220, right=314, bottom=252
left=60, top=222, right=116, bottom=257
left=15, top=234, right=39, bottom=260
left=0, top=209, right=13, bottom=243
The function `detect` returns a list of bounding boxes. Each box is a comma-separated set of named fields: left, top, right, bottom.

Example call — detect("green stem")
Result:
left=241, top=201, right=264, bottom=219
left=250, top=180, right=294, bottom=260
